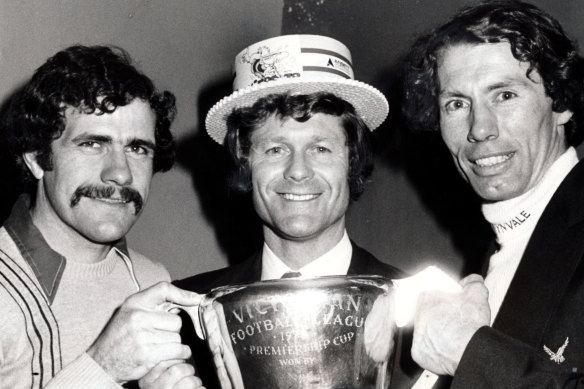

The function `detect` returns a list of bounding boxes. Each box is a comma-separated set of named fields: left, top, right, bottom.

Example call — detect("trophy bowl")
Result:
left=197, top=275, right=397, bottom=389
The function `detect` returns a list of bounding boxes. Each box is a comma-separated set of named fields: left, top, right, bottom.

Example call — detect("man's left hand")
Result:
left=411, top=274, right=490, bottom=375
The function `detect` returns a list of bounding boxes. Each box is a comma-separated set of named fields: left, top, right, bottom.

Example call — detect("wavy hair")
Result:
left=3, top=45, right=177, bottom=189
left=402, top=0, right=584, bottom=146
left=224, top=92, right=373, bottom=201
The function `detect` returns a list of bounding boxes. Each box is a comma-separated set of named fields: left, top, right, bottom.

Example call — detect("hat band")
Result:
left=303, top=66, right=351, bottom=79
left=232, top=35, right=354, bottom=91
left=301, top=47, right=352, bottom=67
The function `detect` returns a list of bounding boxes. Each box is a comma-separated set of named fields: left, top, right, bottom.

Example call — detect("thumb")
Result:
left=133, top=282, right=204, bottom=308
left=459, top=274, right=484, bottom=287
left=165, top=284, right=204, bottom=307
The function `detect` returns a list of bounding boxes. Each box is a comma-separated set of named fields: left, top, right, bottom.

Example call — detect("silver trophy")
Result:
left=195, top=275, right=396, bottom=389
left=170, top=267, right=460, bottom=389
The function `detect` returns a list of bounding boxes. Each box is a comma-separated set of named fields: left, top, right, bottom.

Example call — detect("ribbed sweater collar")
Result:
left=482, top=147, right=578, bottom=245
left=60, top=247, right=127, bottom=280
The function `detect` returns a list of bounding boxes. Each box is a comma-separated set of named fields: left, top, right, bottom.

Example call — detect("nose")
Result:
left=284, top=151, right=313, bottom=182
left=467, top=105, right=498, bottom=143
left=101, top=148, right=133, bottom=186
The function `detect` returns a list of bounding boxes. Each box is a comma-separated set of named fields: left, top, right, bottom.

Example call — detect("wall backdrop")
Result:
left=1, top=0, right=583, bottom=279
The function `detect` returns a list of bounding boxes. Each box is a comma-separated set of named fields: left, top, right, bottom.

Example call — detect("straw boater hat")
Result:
left=205, top=34, right=389, bottom=144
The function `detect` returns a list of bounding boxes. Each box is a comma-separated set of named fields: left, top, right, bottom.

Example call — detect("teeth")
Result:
left=475, top=154, right=512, bottom=167
left=93, top=197, right=128, bottom=203
left=281, top=193, right=318, bottom=201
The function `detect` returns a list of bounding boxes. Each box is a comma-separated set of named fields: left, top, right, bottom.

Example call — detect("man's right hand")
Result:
left=139, top=360, right=206, bottom=389
left=87, top=282, right=203, bottom=383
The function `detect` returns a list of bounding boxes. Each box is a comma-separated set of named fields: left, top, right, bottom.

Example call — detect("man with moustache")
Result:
left=0, top=45, right=202, bottom=388
left=176, top=35, right=414, bottom=388
left=402, top=1, right=584, bottom=387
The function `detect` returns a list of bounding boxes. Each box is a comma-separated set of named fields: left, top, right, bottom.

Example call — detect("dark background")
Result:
left=1, top=0, right=582, bottom=279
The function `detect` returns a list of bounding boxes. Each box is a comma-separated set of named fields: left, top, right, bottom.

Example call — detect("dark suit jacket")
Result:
left=174, top=241, right=418, bottom=388
left=448, top=158, right=584, bottom=388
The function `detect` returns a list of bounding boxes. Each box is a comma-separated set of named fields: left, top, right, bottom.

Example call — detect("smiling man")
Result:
left=0, top=45, right=202, bottom=389
left=175, top=35, right=413, bottom=388
left=403, top=1, right=584, bottom=387
left=246, top=111, right=352, bottom=270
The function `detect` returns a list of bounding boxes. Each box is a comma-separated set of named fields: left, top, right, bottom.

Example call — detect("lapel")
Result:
left=188, top=252, right=262, bottom=293
left=493, top=159, right=584, bottom=346
left=347, top=242, right=376, bottom=275
left=229, top=251, right=263, bottom=284
left=347, top=241, right=405, bottom=278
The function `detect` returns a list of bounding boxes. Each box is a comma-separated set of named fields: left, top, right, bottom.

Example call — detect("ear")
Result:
left=234, top=129, right=246, bottom=161
left=556, top=109, right=573, bottom=127
left=22, top=152, right=45, bottom=180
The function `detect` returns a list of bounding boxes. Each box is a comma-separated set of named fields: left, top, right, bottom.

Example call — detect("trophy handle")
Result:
left=163, top=302, right=206, bottom=340
left=163, top=301, right=244, bottom=389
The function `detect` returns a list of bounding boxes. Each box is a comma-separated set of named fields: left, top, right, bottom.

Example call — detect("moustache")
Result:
left=70, top=185, right=144, bottom=214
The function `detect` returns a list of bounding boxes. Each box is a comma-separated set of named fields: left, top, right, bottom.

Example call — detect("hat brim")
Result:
left=205, top=77, right=389, bottom=144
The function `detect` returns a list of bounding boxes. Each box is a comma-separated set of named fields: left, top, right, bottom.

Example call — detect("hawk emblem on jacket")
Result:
left=543, top=337, right=569, bottom=364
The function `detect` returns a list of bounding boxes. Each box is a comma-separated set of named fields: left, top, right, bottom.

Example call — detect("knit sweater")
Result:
left=482, top=147, right=578, bottom=323
left=0, top=225, right=170, bottom=389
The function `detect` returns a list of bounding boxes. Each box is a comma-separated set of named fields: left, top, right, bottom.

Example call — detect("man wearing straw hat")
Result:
left=176, top=34, right=416, bottom=387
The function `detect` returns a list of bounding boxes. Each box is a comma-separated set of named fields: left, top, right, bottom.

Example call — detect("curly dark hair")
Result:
left=402, top=0, right=584, bottom=147
left=3, top=45, right=177, bottom=190
left=224, top=92, right=373, bottom=201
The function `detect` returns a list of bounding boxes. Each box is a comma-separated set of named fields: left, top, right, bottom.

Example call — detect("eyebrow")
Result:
left=70, top=134, right=113, bottom=143
left=486, top=80, right=528, bottom=91
left=439, top=79, right=529, bottom=98
left=257, top=134, right=339, bottom=143
left=70, top=134, right=156, bottom=149
left=439, top=90, right=465, bottom=99
left=127, top=138, right=156, bottom=150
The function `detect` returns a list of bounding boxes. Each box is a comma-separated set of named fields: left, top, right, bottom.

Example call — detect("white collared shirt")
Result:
left=260, top=230, right=352, bottom=280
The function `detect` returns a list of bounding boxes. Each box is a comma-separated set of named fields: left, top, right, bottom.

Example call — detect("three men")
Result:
left=403, top=1, right=584, bottom=387
left=175, top=35, right=412, bottom=387
left=0, top=45, right=201, bottom=388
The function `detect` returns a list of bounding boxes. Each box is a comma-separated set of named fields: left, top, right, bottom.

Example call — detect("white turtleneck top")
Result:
left=482, top=147, right=578, bottom=324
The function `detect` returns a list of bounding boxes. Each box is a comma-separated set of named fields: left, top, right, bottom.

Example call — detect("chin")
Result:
left=277, top=217, right=318, bottom=234
left=280, top=226, right=322, bottom=241
left=83, top=223, right=132, bottom=244
left=474, top=184, right=525, bottom=202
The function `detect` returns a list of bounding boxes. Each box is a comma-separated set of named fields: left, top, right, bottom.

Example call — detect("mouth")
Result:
left=71, top=186, right=144, bottom=214
left=472, top=152, right=514, bottom=167
left=279, top=193, right=320, bottom=201
left=91, top=197, right=131, bottom=204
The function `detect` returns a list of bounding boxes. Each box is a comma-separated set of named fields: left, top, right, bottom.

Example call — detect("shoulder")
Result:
left=174, top=253, right=262, bottom=294
left=0, top=230, right=48, bottom=376
left=350, top=242, right=407, bottom=279
left=174, top=267, right=234, bottom=294
left=0, top=227, right=40, bottom=290
left=0, top=227, right=21, bottom=260
left=535, top=158, right=584, bottom=232
left=552, top=158, right=584, bottom=204
left=127, top=248, right=171, bottom=285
